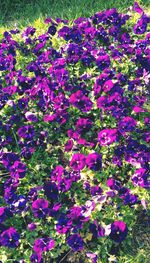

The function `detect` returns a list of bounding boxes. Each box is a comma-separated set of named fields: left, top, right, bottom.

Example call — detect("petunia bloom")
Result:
left=70, top=153, right=86, bottom=171
left=98, top=129, right=118, bottom=146
left=109, top=221, right=128, bottom=243
left=0, top=227, right=20, bottom=248
left=32, top=199, right=49, bottom=218
left=67, top=234, right=84, bottom=251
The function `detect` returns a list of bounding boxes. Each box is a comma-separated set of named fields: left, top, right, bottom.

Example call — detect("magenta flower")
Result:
left=69, top=90, right=93, bottom=112
left=86, top=153, right=102, bottom=171
left=32, top=199, right=49, bottom=218
left=0, top=207, right=6, bottom=223
left=98, top=129, right=118, bottom=146
left=10, top=161, right=26, bottom=178
left=76, top=118, right=92, bottom=132
left=70, top=153, right=86, bottom=171
left=64, top=139, right=73, bottom=152
left=33, top=238, right=55, bottom=255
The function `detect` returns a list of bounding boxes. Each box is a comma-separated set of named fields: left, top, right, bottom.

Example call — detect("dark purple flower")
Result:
left=109, top=221, right=128, bottom=243
left=56, top=213, right=72, bottom=234
left=134, top=14, right=149, bottom=34
left=18, top=125, right=35, bottom=139
left=96, top=55, right=110, bottom=70
left=90, top=186, right=103, bottom=196
left=43, top=181, right=58, bottom=200
left=48, top=25, right=57, bottom=35
left=123, top=193, right=138, bottom=206
left=118, top=117, right=137, bottom=133
left=0, top=227, right=20, bottom=248
left=30, top=253, right=43, bottom=263
left=67, top=234, right=84, bottom=251
left=2, top=152, right=19, bottom=170
left=86, top=153, right=102, bottom=171
left=89, top=220, right=105, bottom=238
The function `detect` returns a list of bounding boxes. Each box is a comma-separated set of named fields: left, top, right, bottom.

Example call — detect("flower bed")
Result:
left=0, top=2, right=149, bottom=262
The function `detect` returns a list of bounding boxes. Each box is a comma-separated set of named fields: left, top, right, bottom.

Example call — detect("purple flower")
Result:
left=2, top=152, right=19, bottom=170
left=123, top=193, right=138, bottom=206
left=96, top=55, right=110, bottom=70
left=43, top=181, right=58, bottom=200
left=48, top=25, right=57, bottom=35
left=109, top=221, right=128, bottom=243
left=107, top=178, right=122, bottom=190
left=67, top=234, right=84, bottom=251
left=0, top=227, right=20, bottom=248
left=131, top=168, right=149, bottom=188
left=10, top=195, right=27, bottom=213
left=25, top=112, right=38, bottom=122
left=18, top=125, right=35, bottom=139
left=56, top=213, right=72, bottom=234
left=70, top=153, right=86, bottom=171
left=32, top=199, right=49, bottom=218
left=10, top=161, right=26, bottom=178
left=86, top=252, right=98, bottom=263
left=69, top=90, right=93, bottom=112
left=118, top=117, right=137, bottom=133
left=76, top=118, right=92, bottom=132
left=58, top=26, right=71, bottom=40
left=98, top=129, right=118, bottom=146
left=28, top=223, right=37, bottom=231
left=134, top=14, right=149, bottom=35
left=33, top=238, right=55, bottom=255
left=30, top=253, right=43, bottom=263
left=86, top=153, right=102, bottom=171
left=0, top=208, right=6, bottom=223
left=89, top=220, right=105, bottom=238
left=133, top=2, right=144, bottom=15
left=64, top=139, right=73, bottom=152
left=90, top=186, right=103, bottom=196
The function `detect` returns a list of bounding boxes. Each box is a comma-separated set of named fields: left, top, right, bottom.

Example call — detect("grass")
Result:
left=0, top=0, right=150, bottom=26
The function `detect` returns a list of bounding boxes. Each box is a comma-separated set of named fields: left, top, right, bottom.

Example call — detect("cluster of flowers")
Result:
left=0, top=2, right=149, bottom=262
